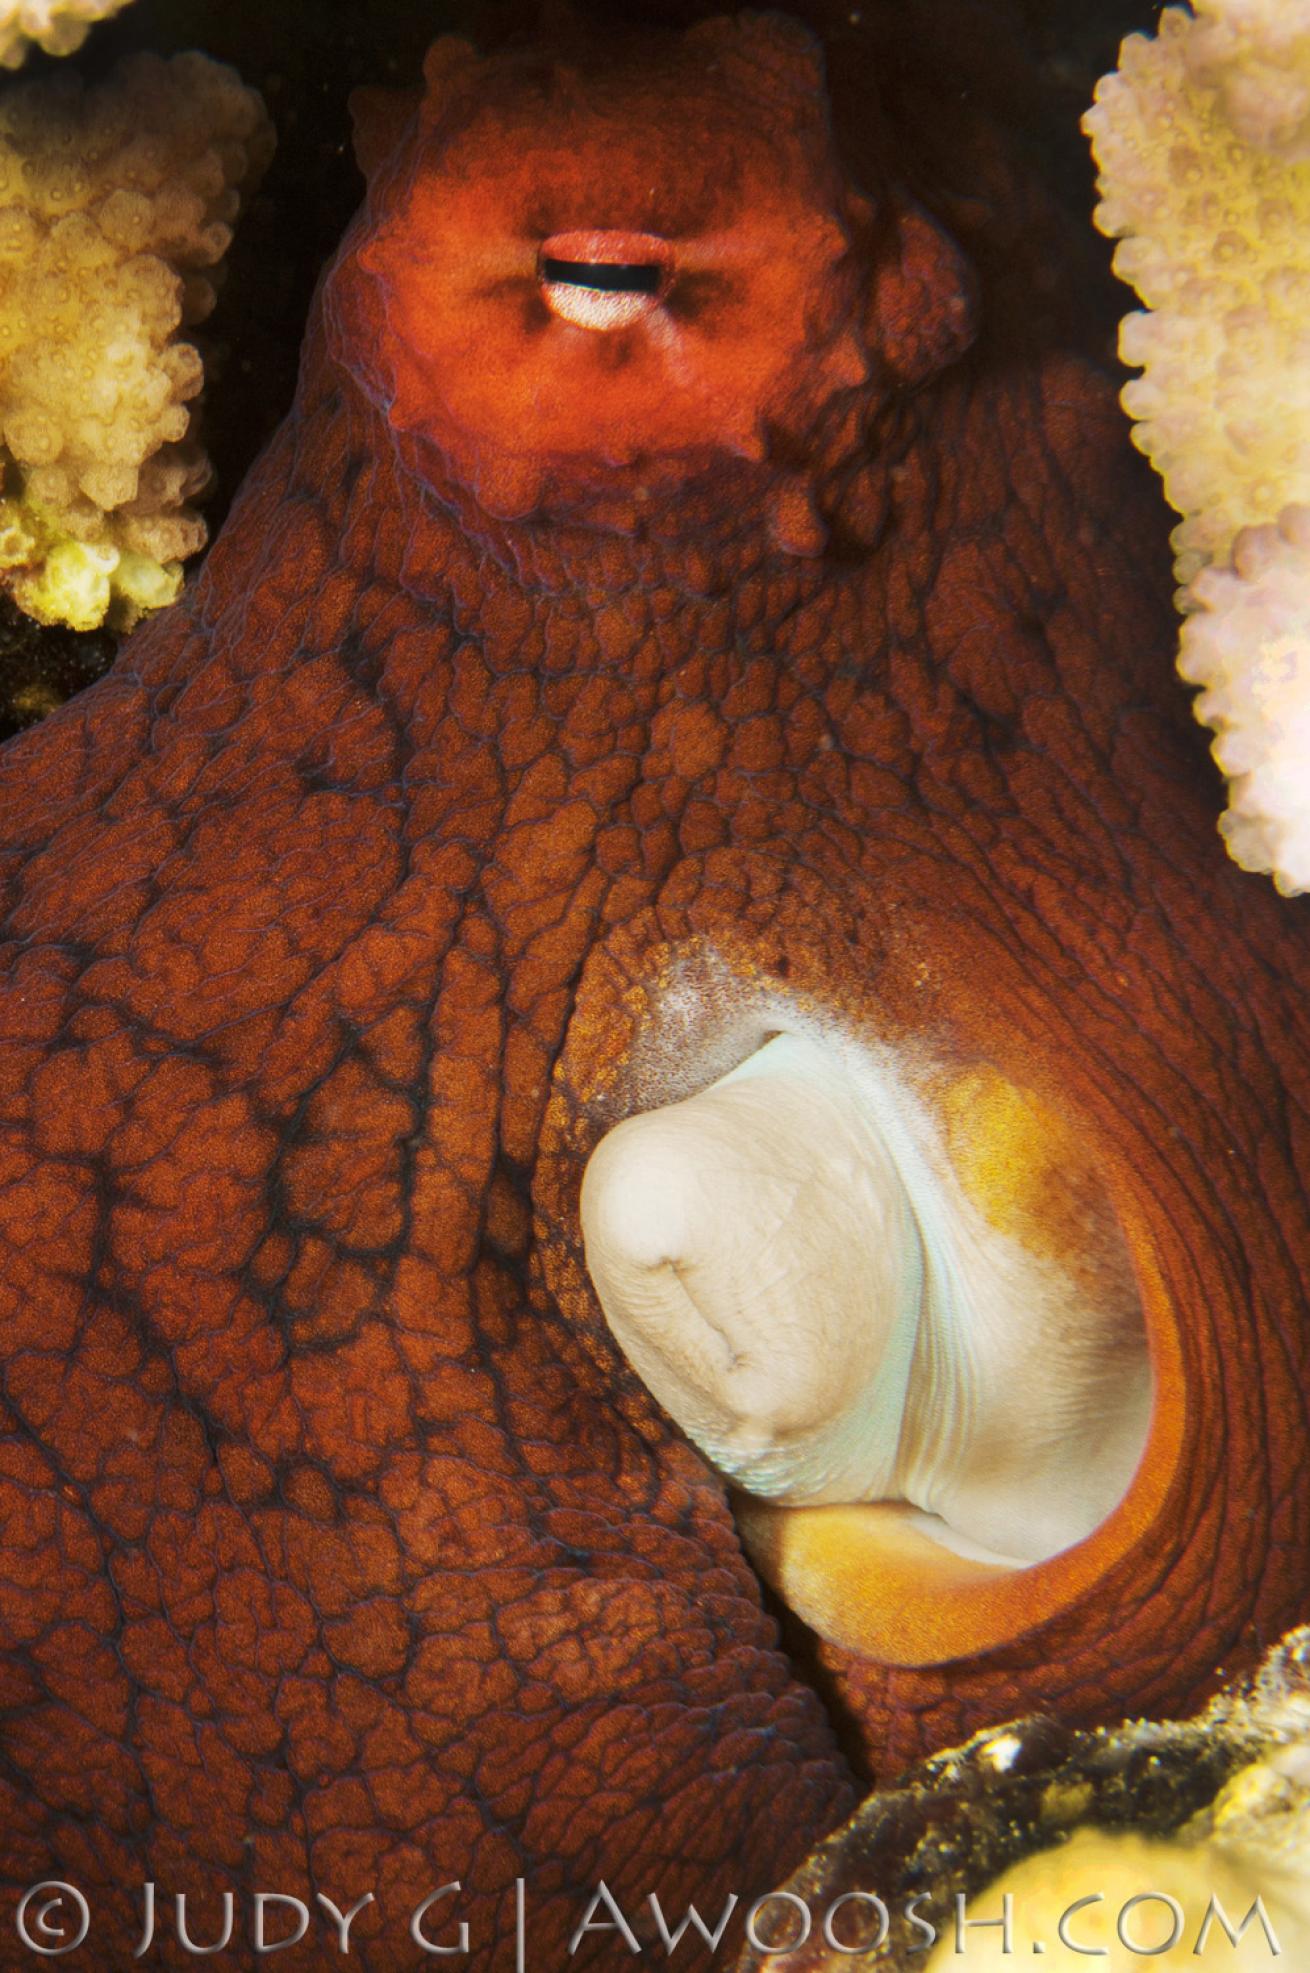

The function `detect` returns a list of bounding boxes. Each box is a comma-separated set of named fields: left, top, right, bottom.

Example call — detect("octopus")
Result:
left=0, top=2, right=1307, bottom=1967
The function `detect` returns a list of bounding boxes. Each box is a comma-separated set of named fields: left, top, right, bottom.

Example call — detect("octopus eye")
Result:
left=539, top=229, right=671, bottom=330
left=542, top=259, right=661, bottom=293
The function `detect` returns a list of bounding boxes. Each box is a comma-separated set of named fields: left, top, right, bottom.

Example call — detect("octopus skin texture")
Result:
left=0, top=6, right=1308, bottom=1968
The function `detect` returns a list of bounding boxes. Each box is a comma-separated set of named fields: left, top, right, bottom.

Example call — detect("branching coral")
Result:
left=1179, top=508, right=1310, bottom=893
left=0, top=51, right=273, bottom=631
left=0, top=0, right=134, bottom=70
left=1186, top=0, right=1310, bottom=158
left=1084, top=0, right=1310, bottom=896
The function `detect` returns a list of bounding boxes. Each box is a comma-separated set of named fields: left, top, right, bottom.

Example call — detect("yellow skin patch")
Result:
left=942, top=1067, right=1106, bottom=1267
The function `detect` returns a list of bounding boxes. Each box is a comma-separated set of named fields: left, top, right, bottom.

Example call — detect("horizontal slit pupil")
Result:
left=542, top=258, right=661, bottom=294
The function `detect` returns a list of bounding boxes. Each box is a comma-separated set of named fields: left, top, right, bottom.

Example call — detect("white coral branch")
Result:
left=1180, top=507, right=1310, bottom=896
left=1084, top=1, right=1310, bottom=896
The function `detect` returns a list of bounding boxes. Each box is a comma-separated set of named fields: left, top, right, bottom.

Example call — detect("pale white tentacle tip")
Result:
left=580, top=1031, right=921, bottom=1502
left=580, top=1021, right=1151, bottom=1615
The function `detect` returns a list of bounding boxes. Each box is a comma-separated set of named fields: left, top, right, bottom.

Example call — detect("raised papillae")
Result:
left=1, top=6, right=1308, bottom=1967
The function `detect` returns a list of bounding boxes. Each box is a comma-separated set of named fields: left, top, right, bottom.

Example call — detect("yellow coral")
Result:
left=0, top=51, right=273, bottom=630
left=923, top=1824, right=1301, bottom=1966
left=0, top=492, right=179, bottom=631
left=0, top=0, right=134, bottom=70
left=924, top=1632, right=1310, bottom=1968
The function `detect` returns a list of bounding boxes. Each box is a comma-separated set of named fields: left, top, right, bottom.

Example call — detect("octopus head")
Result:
left=326, top=11, right=975, bottom=537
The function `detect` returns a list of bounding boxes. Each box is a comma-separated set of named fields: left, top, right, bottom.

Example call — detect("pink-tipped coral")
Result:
left=1084, top=0, right=1310, bottom=895
left=1179, top=507, right=1310, bottom=896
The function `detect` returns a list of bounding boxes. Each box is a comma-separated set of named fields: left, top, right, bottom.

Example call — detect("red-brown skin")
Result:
left=1, top=9, right=1308, bottom=1969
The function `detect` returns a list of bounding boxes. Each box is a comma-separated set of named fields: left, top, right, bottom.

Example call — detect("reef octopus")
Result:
left=1, top=5, right=1308, bottom=1968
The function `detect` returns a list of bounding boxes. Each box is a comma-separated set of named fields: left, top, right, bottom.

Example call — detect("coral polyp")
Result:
left=0, top=51, right=272, bottom=630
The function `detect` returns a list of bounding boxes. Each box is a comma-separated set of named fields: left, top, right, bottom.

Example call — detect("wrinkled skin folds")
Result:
left=1, top=9, right=1309, bottom=1969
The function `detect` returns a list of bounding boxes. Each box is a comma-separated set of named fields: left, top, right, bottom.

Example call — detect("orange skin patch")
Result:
left=332, top=20, right=879, bottom=521
left=1, top=7, right=1309, bottom=1967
